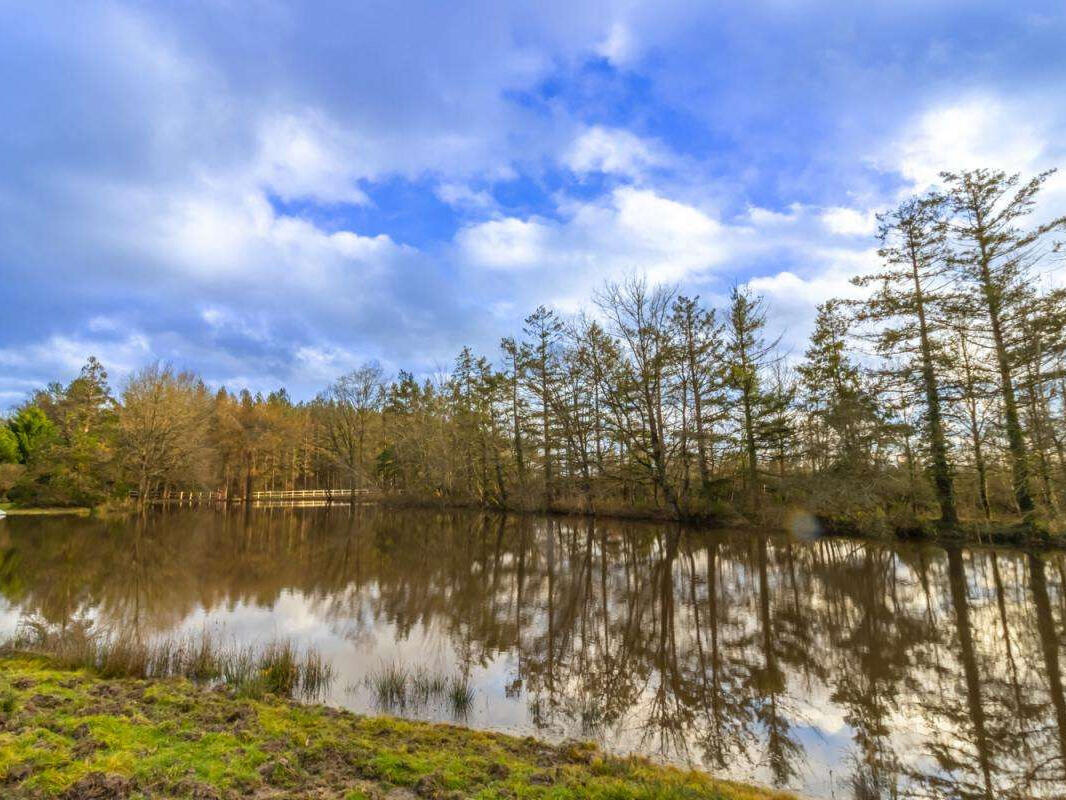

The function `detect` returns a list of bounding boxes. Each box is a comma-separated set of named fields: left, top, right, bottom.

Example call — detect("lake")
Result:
left=0, top=506, right=1062, bottom=799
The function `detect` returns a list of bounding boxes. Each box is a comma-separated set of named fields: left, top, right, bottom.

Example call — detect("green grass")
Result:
left=6, top=618, right=334, bottom=702
left=0, top=655, right=796, bottom=800
left=0, top=505, right=92, bottom=516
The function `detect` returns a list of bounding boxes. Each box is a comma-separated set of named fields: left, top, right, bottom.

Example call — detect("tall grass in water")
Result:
left=368, top=660, right=409, bottom=709
left=364, top=660, right=475, bottom=719
left=446, top=675, right=475, bottom=719
left=3, top=617, right=334, bottom=701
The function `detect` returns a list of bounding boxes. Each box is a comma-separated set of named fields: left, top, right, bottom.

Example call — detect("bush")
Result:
left=0, top=463, right=24, bottom=500
left=0, top=426, right=18, bottom=464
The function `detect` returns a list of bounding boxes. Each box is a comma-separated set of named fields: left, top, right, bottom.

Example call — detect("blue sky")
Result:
left=2, top=0, right=1065, bottom=406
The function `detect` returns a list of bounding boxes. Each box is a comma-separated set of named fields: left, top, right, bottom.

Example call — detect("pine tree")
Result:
left=522, top=306, right=563, bottom=507
left=725, top=287, right=781, bottom=513
left=852, top=194, right=958, bottom=525
left=499, top=337, right=528, bottom=485
left=671, top=295, right=726, bottom=499
left=948, top=325, right=997, bottom=518
left=943, top=168, right=1066, bottom=515
left=798, top=300, right=879, bottom=472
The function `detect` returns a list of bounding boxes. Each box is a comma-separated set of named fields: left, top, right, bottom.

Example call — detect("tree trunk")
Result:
left=975, top=235, right=1033, bottom=512
left=910, top=247, right=957, bottom=525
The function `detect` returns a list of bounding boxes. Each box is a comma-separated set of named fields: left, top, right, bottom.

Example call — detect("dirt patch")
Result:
left=165, top=778, right=223, bottom=799
left=27, top=692, right=61, bottom=709
left=3, top=762, right=32, bottom=785
left=58, top=772, right=133, bottom=799
left=413, top=773, right=462, bottom=800
left=71, top=735, right=107, bottom=759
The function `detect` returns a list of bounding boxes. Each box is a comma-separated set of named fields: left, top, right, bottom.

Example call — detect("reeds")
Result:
left=364, top=660, right=475, bottom=718
left=3, top=617, right=335, bottom=701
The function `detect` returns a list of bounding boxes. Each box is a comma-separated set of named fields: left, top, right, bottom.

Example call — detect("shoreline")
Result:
left=4, top=495, right=1060, bottom=550
left=372, top=494, right=1063, bottom=550
left=0, top=654, right=795, bottom=800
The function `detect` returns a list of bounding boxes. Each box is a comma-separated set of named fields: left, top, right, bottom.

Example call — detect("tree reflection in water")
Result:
left=1, top=507, right=1064, bottom=799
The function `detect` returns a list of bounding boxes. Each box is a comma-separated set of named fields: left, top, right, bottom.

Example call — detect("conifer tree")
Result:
left=853, top=194, right=958, bottom=525
left=671, top=295, right=726, bottom=499
left=799, top=300, right=879, bottom=472
left=522, top=306, right=563, bottom=507
left=943, top=168, right=1066, bottom=514
left=725, top=287, right=782, bottom=513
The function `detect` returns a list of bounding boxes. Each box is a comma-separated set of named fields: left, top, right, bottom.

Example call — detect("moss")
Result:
left=0, top=655, right=795, bottom=800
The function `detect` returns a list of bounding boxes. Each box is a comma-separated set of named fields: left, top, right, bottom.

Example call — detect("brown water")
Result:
left=0, top=507, right=1063, bottom=799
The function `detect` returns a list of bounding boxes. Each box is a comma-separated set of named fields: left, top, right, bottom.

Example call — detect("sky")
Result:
left=2, top=0, right=1065, bottom=408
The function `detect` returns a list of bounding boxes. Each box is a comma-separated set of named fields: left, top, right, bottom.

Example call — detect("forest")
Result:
left=2, top=169, right=1065, bottom=537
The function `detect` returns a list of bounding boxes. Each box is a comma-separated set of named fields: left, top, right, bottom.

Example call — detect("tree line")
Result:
left=2, top=168, right=1064, bottom=532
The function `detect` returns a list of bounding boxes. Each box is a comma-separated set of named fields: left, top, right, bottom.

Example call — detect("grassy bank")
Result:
left=0, top=655, right=793, bottom=800
left=0, top=505, right=92, bottom=517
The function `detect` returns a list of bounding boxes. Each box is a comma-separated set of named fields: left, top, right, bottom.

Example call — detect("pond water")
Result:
left=0, top=507, right=1063, bottom=799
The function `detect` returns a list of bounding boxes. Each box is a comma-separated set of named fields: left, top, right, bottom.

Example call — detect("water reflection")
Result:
left=0, top=507, right=1063, bottom=799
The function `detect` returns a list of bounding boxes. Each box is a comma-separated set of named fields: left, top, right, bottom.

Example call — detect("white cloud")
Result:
left=453, top=178, right=900, bottom=354
left=457, top=187, right=740, bottom=309
left=0, top=332, right=153, bottom=390
left=883, top=95, right=1059, bottom=190
left=254, top=112, right=371, bottom=205
left=820, top=206, right=878, bottom=236
left=877, top=92, right=1066, bottom=240
left=596, top=22, right=635, bottom=66
left=455, top=217, right=548, bottom=270
left=564, top=126, right=672, bottom=179
left=133, top=182, right=403, bottom=288
left=745, top=248, right=879, bottom=354
left=435, top=182, right=496, bottom=211
left=744, top=204, right=802, bottom=227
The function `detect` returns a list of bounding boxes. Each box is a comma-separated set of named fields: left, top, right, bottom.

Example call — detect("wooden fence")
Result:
left=128, top=488, right=373, bottom=505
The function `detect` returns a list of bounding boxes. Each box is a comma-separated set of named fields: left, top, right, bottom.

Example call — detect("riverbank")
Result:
left=376, top=493, right=1065, bottom=549
left=6, top=492, right=1057, bottom=550
left=0, top=655, right=793, bottom=800
left=0, top=504, right=92, bottom=517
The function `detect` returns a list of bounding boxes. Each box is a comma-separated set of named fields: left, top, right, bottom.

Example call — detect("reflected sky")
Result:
left=0, top=507, right=1063, bottom=799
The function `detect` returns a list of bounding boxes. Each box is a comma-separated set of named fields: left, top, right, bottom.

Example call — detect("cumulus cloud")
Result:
left=820, top=206, right=878, bottom=237
left=254, top=113, right=371, bottom=205
left=456, top=217, right=549, bottom=270
left=457, top=187, right=739, bottom=310
left=0, top=332, right=152, bottom=401
left=455, top=187, right=887, bottom=336
left=882, top=94, right=1065, bottom=190
left=564, top=126, right=672, bottom=179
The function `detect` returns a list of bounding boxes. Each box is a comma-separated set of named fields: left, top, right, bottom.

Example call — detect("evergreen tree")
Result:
left=725, top=287, right=782, bottom=513
left=0, top=425, right=18, bottom=464
left=671, top=295, right=726, bottom=499
left=853, top=194, right=958, bottom=525
left=8, top=406, right=55, bottom=465
left=522, top=306, right=563, bottom=507
left=943, top=168, right=1066, bottom=514
left=798, top=300, right=879, bottom=471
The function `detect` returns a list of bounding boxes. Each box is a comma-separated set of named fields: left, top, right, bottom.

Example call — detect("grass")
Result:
left=365, top=661, right=476, bottom=719
left=0, top=505, right=92, bottom=516
left=5, top=617, right=335, bottom=702
left=0, top=654, right=796, bottom=800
